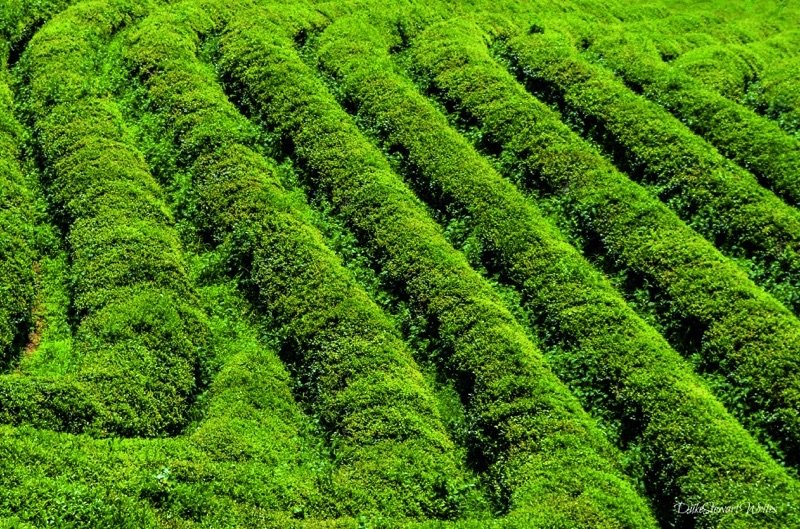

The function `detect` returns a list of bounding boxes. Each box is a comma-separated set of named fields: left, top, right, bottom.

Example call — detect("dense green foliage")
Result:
left=123, top=3, right=479, bottom=520
left=641, top=27, right=800, bottom=138
left=402, top=16, right=800, bottom=467
left=579, top=28, right=800, bottom=208
left=215, top=6, right=658, bottom=526
left=498, top=29, right=800, bottom=314
left=0, top=75, right=35, bottom=366
left=310, top=14, right=800, bottom=528
left=1, top=0, right=799, bottom=527
left=0, top=0, right=211, bottom=437
left=750, top=56, right=800, bottom=138
left=0, top=0, right=78, bottom=65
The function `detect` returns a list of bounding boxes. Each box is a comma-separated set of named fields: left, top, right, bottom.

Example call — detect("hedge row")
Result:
left=193, top=147, right=475, bottom=520
left=0, top=276, right=338, bottom=527
left=153, top=280, right=330, bottom=524
left=0, top=0, right=211, bottom=437
left=617, top=5, right=800, bottom=60
left=122, top=2, right=480, bottom=521
left=671, top=44, right=762, bottom=103
left=405, top=15, right=800, bottom=468
left=497, top=29, right=800, bottom=315
left=524, top=0, right=799, bottom=62
left=213, top=5, right=661, bottom=528
left=577, top=28, right=800, bottom=209
left=667, top=29, right=800, bottom=110
left=308, top=13, right=800, bottom=528
left=751, top=56, right=800, bottom=137
left=582, top=18, right=800, bottom=188
left=676, top=35, right=800, bottom=139
left=0, top=74, right=35, bottom=367
left=0, top=425, right=164, bottom=527
left=0, top=1, right=336, bottom=522
left=618, top=27, right=799, bottom=101
left=628, top=22, right=800, bottom=139
left=0, top=0, right=79, bottom=65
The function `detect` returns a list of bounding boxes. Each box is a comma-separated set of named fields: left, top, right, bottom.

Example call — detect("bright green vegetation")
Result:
left=122, top=2, right=482, bottom=520
left=0, top=0, right=209, bottom=437
left=577, top=27, right=800, bottom=208
left=498, top=29, right=800, bottom=315
left=215, top=4, right=659, bottom=527
left=749, top=56, right=800, bottom=138
left=0, top=0, right=78, bottom=65
left=1, top=0, right=799, bottom=527
left=0, top=73, right=35, bottom=367
left=400, top=15, right=800, bottom=467
left=309, top=13, right=800, bottom=528
left=627, top=16, right=800, bottom=139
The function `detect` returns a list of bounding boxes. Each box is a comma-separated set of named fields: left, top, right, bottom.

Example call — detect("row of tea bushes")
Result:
left=122, top=1, right=479, bottom=520
left=0, top=0, right=208, bottom=437
left=404, top=16, right=800, bottom=468
left=309, top=12, right=800, bottom=528
left=214, top=4, right=658, bottom=527
left=498, top=29, right=800, bottom=314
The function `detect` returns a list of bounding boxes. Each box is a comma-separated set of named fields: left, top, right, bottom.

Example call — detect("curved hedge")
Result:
left=213, top=5, right=661, bottom=528
left=0, top=0, right=79, bottom=65
left=664, top=30, right=800, bottom=139
left=750, top=55, right=800, bottom=138
left=0, top=75, right=35, bottom=366
left=579, top=28, right=800, bottom=209
left=670, top=44, right=760, bottom=102
left=0, top=0, right=212, bottom=437
left=664, top=29, right=800, bottom=107
left=404, top=15, right=800, bottom=467
left=1, top=3, right=334, bottom=523
left=122, top=2, right=480, bottom=521
left=312, top=12, right=799, bottom=528
left=0, top=277, right=335, bottom=527
left=498, top=29, right=800, bottom=315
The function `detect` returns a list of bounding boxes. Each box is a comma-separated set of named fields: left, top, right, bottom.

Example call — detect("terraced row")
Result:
left=576, top=27, right=800, bottom=209
left=401, top=15, right=800, bottom=467
left=527, top=5, right=800, bottom=214
left=212, top=2, right=663, bottom=525
left=609, top=4, right=800, bottom=138
left=123, top=1, right=479, bottom=520
left=0, top=0, right=209, bottom=437
left=0, top=69, right=35, bottom=367
left=306, top=10, right=800, bottom=528
left=0, top=0, right=799, bottom=527
left=498, top=29, right=800, bottom=314
left=653, top=34, right=800, bottom=138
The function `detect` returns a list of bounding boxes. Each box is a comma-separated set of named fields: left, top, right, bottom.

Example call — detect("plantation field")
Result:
left=0, top=0, right=799, bottom=527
